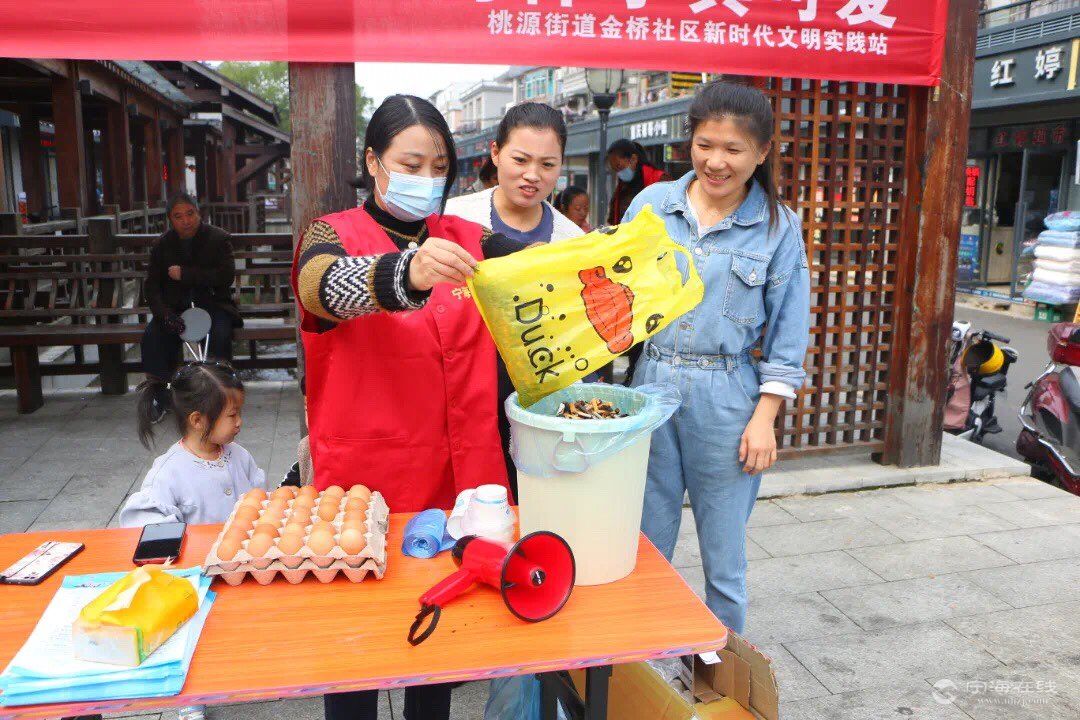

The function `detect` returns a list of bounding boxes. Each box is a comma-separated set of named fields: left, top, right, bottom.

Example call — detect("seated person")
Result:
left=141, top=193, right=240, bottom=420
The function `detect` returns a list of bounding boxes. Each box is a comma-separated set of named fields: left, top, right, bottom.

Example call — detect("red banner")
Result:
left=0, top=0, right=948, bottom=85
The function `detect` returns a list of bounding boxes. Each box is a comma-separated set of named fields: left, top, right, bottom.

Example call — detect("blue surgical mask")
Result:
left=617, top=166, right=635, bottom=183
left=376, top=160, right=446, bottom=222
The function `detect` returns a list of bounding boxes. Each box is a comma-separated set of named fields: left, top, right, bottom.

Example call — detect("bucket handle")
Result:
left=552, top=431, right=589, bottom=473
left=550, top=404, right=663, bottom=472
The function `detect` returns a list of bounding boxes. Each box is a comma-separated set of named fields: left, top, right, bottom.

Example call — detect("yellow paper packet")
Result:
left=72, top=566, right=198, bottom=666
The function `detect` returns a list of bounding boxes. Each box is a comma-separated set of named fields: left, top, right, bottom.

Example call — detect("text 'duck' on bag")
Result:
left=467, top=205, right=704, bottom=407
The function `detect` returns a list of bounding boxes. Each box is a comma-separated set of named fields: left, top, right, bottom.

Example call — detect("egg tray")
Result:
left=201, top=491, right=390, bottom=585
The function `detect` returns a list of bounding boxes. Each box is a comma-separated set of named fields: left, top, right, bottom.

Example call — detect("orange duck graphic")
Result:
left=579, top=266, right=635, bottom=354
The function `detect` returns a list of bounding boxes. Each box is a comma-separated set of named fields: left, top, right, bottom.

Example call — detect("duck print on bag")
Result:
left=579, top=266, right=635, bottom=354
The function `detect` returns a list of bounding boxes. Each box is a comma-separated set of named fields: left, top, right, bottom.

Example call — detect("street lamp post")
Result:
left=586, top=68, right=625, bottom=227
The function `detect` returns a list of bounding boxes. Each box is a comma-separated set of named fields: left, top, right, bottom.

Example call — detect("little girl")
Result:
left=121, top=361, right=267, bottom=527
left=120, top=361, right=266, bottom=720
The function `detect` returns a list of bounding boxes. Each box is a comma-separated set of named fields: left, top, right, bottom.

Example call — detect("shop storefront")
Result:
left=966, top=6, right=1080, bottom=300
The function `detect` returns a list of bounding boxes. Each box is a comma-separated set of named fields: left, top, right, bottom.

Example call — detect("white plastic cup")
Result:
left=447, top=485, right=516, bottom=543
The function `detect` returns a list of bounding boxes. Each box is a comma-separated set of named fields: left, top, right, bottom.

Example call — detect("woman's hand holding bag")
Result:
left=408, top=237, right=478, bottom=291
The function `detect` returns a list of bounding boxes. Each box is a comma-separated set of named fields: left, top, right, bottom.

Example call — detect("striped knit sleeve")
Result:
left=295, top=221, right=428, bottom=322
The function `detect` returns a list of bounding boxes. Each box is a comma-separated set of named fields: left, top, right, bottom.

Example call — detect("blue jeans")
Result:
left=634, top=345, right=761, bottom=633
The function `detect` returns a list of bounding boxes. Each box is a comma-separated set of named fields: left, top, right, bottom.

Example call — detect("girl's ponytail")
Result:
left=136, top=378, right=169, bottom=449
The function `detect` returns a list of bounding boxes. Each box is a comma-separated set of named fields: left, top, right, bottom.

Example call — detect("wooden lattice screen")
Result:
left=765, top=78, right=909, bottom=455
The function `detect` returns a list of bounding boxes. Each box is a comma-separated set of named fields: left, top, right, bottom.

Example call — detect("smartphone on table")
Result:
left=0, top=541, right=84, bottom=585
left=133, top=521, right=187, bottom=565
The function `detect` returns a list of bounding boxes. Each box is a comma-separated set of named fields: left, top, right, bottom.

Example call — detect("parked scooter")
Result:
left=1017, top=322, right=1080, bottom=495
left=944, top=320, right=1018, bottom=444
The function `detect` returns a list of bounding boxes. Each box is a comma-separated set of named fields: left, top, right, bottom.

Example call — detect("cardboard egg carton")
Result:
left=202, top=490, right=390, bottom=585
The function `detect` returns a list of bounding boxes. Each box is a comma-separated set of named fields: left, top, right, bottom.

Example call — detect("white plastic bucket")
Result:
left=506, top=383, right=678, bottom=586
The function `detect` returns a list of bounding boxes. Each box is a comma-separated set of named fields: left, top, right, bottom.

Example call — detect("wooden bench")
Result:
left=1, top=230, right=297, bottom=413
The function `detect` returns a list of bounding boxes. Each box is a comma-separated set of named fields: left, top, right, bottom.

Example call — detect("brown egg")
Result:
left=239, top=496, right=264, bottom=511
left=267, top=498, right=290, bottom=516
left=284, top=514, right=310, bottom=529
left=229, top=516, right=255, bottom=533
left=339, top=528, right=367, bottom=555
left=290, top=499, right=314, bottom=516
left=233, top=505, right=261, bottom=524
left=243, top=488, right=268, bottom=504
left=272, top=486, right=298, bottom=501
left=344, top=498, right=368, bottom=514
left=281, top=523, right=307, bottom=540
left=323, top=485, right=346, bottom=500
left=307, top=529, right=335, bottom=556
left=223, top=525, right=250, bottom=543
left=277, top=534, right=304, bottom=556
left=253, top=522, right=280, bottom=538
left=346, top=485, right=372, bottom=502
left=246, top=534, right=274, bottom=558
left=217, top=537, right=242, bottom=561
left=297, top=485, right=318, bottom=500
left=341, top=515, right=366, bottom=533
left=257, top=512, right=284, bottom=528
left=317, top=501, right=340, bottom=522
left=311, top=519, right=335, bottom=534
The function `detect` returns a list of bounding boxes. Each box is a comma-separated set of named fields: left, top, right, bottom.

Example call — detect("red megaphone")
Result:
left=408, top=531, right=576, bottom=646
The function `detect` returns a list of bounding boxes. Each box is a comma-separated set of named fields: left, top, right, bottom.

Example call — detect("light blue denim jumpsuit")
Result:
left=624, top=172, right=810, bottom=633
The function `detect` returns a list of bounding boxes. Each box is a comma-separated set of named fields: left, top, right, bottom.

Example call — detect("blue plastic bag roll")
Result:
left=402, top=509, right=455, bottom=559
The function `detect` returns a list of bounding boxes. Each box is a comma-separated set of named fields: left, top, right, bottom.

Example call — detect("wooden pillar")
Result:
left=222, top=120, right=237, bottom=202
left=51, top=61, right=89, bottom=212
left=165, top=125, right=185, bottom=198
left=288, top=62, right=357, bottom=417
left=145, top=112, right=164, bottom=206
left=882, top=0, right=977, bottom=467
left=18, top=106, right=46, bottom=218
left=206, top=138, right=219, bottom=201
left=105, top=92, right=133, bottom=210
left=193, top=129, right=208, bottom=201
left=0, top=131, right=9, bottom=214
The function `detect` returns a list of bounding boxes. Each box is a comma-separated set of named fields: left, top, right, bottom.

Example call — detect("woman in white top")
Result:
left=446, top=101, right=584, bottom=496
left=445, top=102, right=581, bottom=245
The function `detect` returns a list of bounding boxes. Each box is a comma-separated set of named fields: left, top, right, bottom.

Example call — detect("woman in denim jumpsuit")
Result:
left=624, top=83, right=810, bottom=633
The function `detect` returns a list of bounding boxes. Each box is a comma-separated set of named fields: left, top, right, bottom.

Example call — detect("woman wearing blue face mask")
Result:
left=291, top=95, right=536, bottom=720
left=606, top=139, right=667, bottom=226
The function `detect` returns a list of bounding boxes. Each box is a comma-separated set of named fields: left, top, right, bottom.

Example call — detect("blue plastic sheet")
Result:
left=0, top=568, right=215, bottom=707
left=402, top=509, right=456, bottom=558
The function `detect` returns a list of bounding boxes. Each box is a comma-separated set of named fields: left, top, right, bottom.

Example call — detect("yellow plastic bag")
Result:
left=468, top=205, right=704, bottom=406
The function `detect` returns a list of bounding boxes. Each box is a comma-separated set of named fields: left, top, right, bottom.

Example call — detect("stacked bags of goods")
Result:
left=1023, top=211, right=1080, bottom=306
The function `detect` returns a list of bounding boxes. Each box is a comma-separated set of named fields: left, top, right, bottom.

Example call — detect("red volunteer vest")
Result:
left=292, top=207, right=509, bottom=513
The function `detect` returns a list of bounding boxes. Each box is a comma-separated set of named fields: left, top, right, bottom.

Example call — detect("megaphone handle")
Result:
left=419, top=568, right=477, bottom=607
left=408, top=605, right=441, bottom=646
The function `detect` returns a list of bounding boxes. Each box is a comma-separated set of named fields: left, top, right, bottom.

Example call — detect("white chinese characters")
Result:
left=990, top=58, right=1016, bottom=88
left=479, top=0, right=894, bottom=55
left=1035, top=46, right=1064, bottom=81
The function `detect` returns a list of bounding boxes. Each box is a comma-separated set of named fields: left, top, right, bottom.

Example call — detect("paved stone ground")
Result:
left=3, top=384, right=1079, bottom=719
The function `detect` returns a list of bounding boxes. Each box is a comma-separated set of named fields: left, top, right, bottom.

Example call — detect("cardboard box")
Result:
left=569, top=631, right=778, bottom=720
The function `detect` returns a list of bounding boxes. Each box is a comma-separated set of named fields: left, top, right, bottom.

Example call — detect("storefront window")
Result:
left=961, top=121, right=1073, bottom=298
